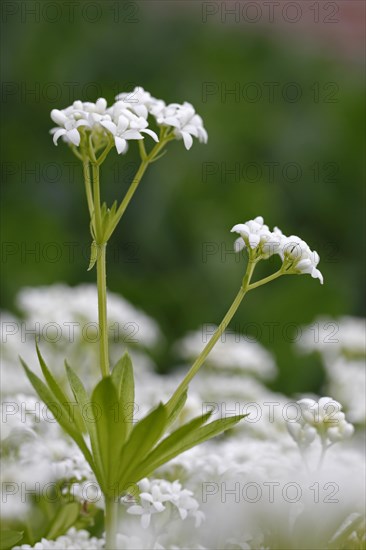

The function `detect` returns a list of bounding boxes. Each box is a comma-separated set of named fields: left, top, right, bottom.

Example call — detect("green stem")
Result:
left=104, top=497, right=118, bottom=550
left=82, top=160, right=94, bottom=220
left=97, top=242, right=109, bottom=377
left=247, top=269, right=283, bottom=290
left=90, top=162, right=109, bottom=377
left=92, top=163, right=102, bottom=241
left=105, top=138, right=171, bottom=241
left=166, top=259, right=257, bottom=413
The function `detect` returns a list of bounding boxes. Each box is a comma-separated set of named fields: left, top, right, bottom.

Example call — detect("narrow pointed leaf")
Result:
left=36, top=345, right=85, bottom=432
left=65, top=363, right=103, bottom=480
left=87, top=240, right=98, bottom=271
left=132, top=411, right=211, bottom=475
left=118, top=403, right=168, bottom=490
left=166, top=389, right=188, bottom=427
left=91, top=377, right=127, bottom=494
left=20, top=358, right=95, bottom=475
left=133, top=414, right=246, bottom=481
left=111, top=352, right=135, bottom=439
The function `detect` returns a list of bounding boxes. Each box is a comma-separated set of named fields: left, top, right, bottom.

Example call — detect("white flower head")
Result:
left=231, top=216, right=282, bottom=259
left=156, top=101, right=208, bottom=150
left=231, top=216, right=323, bottom=283
left=101, top=107, right=158, bottom=155
left=287, top=396, right=354, bottom=450
left=281, top=235, right=323, bottom=284
left=115, top=86, right=165, bottom=119
left=50, top=95, right=158, bottom=153
left=50, top=107, right=90, bottom=146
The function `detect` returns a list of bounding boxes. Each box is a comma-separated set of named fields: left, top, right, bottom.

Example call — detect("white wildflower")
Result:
left=156, top=101, right=208, bottom=150
left=231, top=216, right=323, bottom=283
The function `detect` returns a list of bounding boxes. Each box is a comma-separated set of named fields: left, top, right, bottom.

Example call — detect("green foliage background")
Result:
left=1, top=2, right=364, bottom=395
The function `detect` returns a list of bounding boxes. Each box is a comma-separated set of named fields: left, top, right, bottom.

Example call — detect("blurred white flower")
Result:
left=14, top=528, right=104, bottom=550
left=287, top=396, right=354, bottom=450
left=176, top=329, right=276, bottom=380
left=125, top=478, right=203, bottom=530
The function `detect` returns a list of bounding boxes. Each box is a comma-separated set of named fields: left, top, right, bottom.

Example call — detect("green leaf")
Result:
left=166, top=389, right=187, bottom=427
left=20, top=357, right=96, bottom=476
left=111, top=352, right=135, bottom=439
left=91, top=377, right=127, bottom=494
left=133, top=414, right=246, bottom=481
left=0, top=530, right=23, bottom=550
left=35, top=345, right=85, bottom=433
left=118, top=403, right=168, bottom=491
left=87, top=240, right=98, bottom=271
left=65, top=362, right=103, bottom=482
left=46, top=502, right=80, bottom=540
left=35, top=345, right=85, bottom=432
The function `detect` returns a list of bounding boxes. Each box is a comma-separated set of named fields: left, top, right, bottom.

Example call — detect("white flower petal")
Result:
left=66, top=128, right=81, bottom=146
left=114, top=136, right=127, bottom=154
left=52, top=128, right=66, bottom=145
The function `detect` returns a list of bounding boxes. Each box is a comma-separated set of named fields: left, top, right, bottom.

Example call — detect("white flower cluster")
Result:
left=14, top=528, right=104, bottom=550
left=287, top=396, right=354, bottom=448
left=296, top=316, right=366, bottom=424
left=231, top=216, right=323, bottom=283
left=125, top=478, right=204, bottom=529
left=50, top=86, right=207, bottom=153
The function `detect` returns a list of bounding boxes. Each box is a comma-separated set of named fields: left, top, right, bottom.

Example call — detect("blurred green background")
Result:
left=1, top=1, right=365, bottom=395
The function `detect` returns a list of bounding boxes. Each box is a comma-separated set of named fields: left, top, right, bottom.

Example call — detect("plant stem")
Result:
left=97, top=242, right=109, bottom=377
left=92, top=163, right=102, bottom=241
left=247, top=269, right=283, bottom=290
left=90, top=162, right=110, bottom=378
left=166, top=259, right=257, bottom=413
left=105, top=138, right=171, bottom=241
left=82, top=160, right=94, bottom=220
left=104, top=497, right=118, bottom=550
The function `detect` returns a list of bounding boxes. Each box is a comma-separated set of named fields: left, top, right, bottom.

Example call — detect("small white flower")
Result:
left=287, top=396, right=354, bottom=449
left=100, top=111, right=158, bottom=155
left=231, top=216, right=280, bottom=259
left=115, top=87, right=165, bottom=119
left=231, top=216, right=323, bottom=282
left=287, top=422, right=317, bottom=448
left=50, top=108, right=89, bottom=146
left=156, top=101, right=208, bottom=150
left=280, top=235, right=323, bottom=283
left=126, top=478, right=169, bottom=529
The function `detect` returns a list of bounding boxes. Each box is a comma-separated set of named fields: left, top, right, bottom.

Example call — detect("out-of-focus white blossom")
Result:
left=14, top=528, right=104, bottom=550
left=125, top=478, right=204, bottom=530
left=175, top=329, right=276, bottom=380
left=287, top=396, right=354, bottom=448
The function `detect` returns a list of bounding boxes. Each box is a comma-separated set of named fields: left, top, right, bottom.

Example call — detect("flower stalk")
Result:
left=167, top=257, right=257, bottom=413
